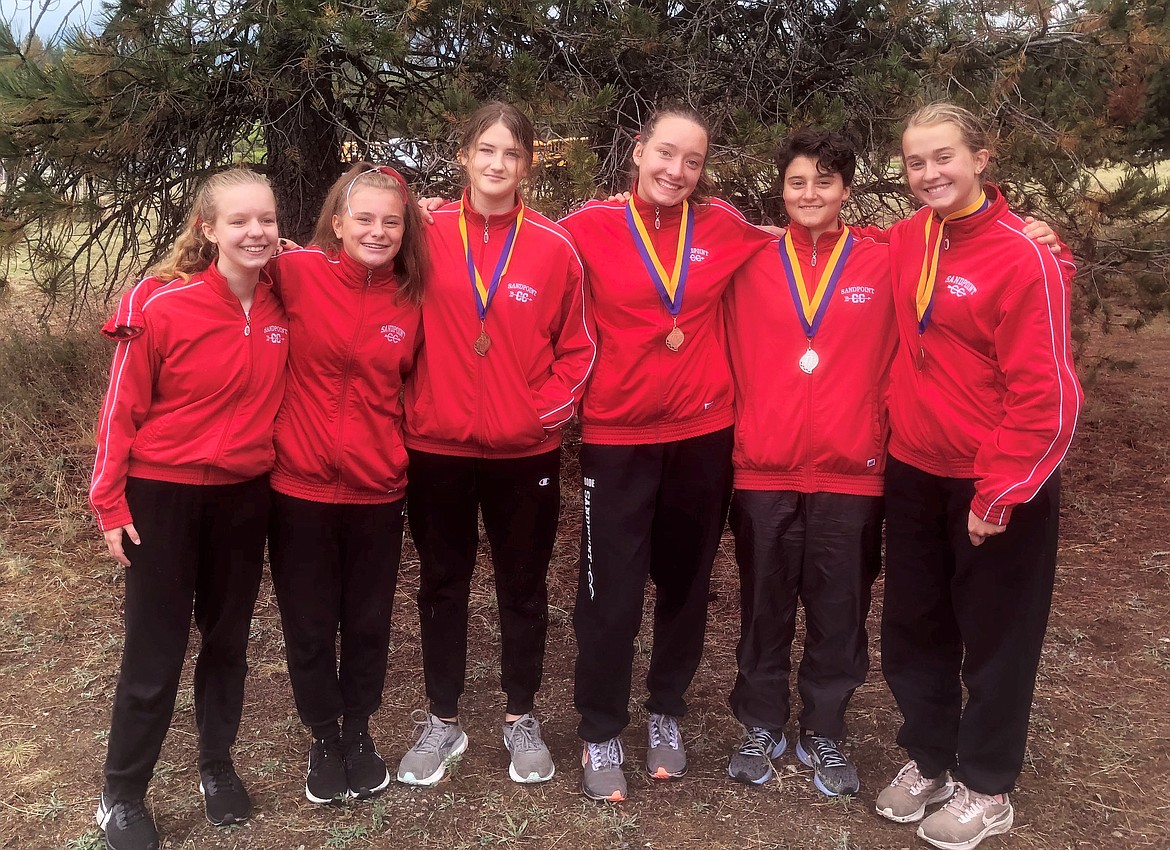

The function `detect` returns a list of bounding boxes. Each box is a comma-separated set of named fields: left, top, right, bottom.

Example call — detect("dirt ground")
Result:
left=2, top=317, right=1168, bottom=850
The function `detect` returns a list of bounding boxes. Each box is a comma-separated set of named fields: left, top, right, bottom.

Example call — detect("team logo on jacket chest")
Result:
left=263, top=325, right=288, bottom=344
left=508, top=283, right=539, bottom=303
left=945, top=275, right=978, bottom=297
left=839, top=285, right=875, bottom=305
left=380, top=324, right=406, bottom=343
left=690, top=247, right=709, bottom=263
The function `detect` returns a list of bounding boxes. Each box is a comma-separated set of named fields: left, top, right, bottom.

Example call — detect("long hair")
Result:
left=903, top=102, right=995, bottom=181
left=311, top=162, right=429, bottom=306
left=629, top=104, right=716, bottom=205
left=150, top=168, right=272, bottom=282
left=459, top=101, right=536, bottom=174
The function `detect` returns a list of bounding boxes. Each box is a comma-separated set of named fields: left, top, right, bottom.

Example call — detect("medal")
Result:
left=779, top=227, right=853, bottom=374
left=474, top=328, right=491, bottom=356
left=627, top=197, right=694, bottom=344
left=460, top=194, right=523, bottom=358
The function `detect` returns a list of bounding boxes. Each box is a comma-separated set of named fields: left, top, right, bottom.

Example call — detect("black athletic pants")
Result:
left=268, top=492, right=405, bottom=735
left=407, top=448, right=561, bottom=719
left=573, top=427, right=734, bottom=743
left=103, top=476, right=268, bottom=801
left=882, top=456, right=1060, bottom=795
left=728, top=489, right=883, bottom=740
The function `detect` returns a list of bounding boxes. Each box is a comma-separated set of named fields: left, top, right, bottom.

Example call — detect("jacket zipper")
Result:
left=206, top=302, right=255, bottom=481
left=333, top=272, right=371, bottom=498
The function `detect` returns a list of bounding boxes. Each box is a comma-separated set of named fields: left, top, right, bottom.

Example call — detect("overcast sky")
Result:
left=3, top=0, right=103, bottom=42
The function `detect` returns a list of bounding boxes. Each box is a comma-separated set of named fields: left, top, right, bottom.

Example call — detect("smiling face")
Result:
left=901, top=120, right=990, bottom=217
left=201, top=184, right=279, bottom=280
left=459, top=120, right=528, bottom=214
left=332, top=185, right=405, bottom=270
left=782, top=155, right=850, bottom=240
left=632, top=114, right=709, bottom=207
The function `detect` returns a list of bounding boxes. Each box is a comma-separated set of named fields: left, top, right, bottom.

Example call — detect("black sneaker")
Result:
left=198, top=761, right=252, bottom=826
left=306, top=738, right=348, bottom=804
left=343, top=730, right=391, bottom=799
left=96, top=792, right=159, bottom=850
left=796, top=731, right=860, bottom=797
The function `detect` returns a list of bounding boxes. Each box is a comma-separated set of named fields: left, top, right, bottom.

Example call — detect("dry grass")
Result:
left=1, top=317, right=1169, bottom=849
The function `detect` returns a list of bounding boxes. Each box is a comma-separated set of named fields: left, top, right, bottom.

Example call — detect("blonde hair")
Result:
left=311, top=162, right=429, bottom=306
left=904, top=103, right=993, bottom=157
left=151, top=168, right=273, bottom=282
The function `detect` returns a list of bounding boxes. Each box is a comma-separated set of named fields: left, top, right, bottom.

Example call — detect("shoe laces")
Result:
left=648, top=713, right=680, bottom=750
left=891, top=760, right=941, bottom=796
left=346, top=731, right=377, bottom=761
left=738, top=727, right=776, bottom=758
left=804, top=734, right=848, bottom=769
left=202, top=761, right=240, bottom=795
left=507, top=715, right=544, bottom=754
left=410, top=713, right=453, bottom=755
left=941, top=783, right=999, bottom=823
left=586, top=737, right=623, bottom=771
left=114, top=798, right=150, bottom=829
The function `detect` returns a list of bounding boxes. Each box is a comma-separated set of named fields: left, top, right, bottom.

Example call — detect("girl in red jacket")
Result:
left=266, top=164, right=427, bottom=804
left=395, top=102, right=595, bottom=788
left=89, top=168, right=287, bottom=850
left=874, top=104, right=1082, bottom=850
left=559, top=106, right=773, bottom=802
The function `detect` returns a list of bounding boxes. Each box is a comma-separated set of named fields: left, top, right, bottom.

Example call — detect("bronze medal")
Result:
left=799, top=347, right=819, bottom=374
left=665, top=326, right=685, bottom=352
left=474, top=331, right=491, bottom=357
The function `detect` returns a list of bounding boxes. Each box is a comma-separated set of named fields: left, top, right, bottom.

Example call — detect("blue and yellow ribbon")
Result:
left=459, top=196, right=524, bottom=321
left=778, top=227, right=854, bottom=340
left=915, top=191, right=988, bottom=334
left=626, top=198, right=694, bottom=316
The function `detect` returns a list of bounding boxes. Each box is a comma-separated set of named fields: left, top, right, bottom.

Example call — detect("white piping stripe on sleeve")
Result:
left=88, top=335, right=136, bottom=528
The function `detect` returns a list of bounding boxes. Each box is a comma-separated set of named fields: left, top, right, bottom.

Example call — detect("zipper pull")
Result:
left=244, top=309, right=251, bottom=336
left=654, top=206, right=661, bottom=231
left=483, top=220, right=489, bottom=244
left=943, top=236, right=950, bottom=250
left=811, top=245, right=818, bottom=267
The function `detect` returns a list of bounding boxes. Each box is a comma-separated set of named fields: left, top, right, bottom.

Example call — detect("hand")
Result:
left=605, top=191, right=632, bottom=204
left=275, top=237, right=301, bottom=255
left=1021, top=216, right=1061, bottom=255
left=417, top=197, right=447, bottom=225
left=967, top=511, right=1006, bottom=547
left=103, top=523, right=140, bottom=566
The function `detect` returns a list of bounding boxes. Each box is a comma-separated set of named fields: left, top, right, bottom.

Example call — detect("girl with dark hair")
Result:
left=267, top=163, right=428, bottom=804
left=395, top=102, right=595, bottom=787
left=874, top=103, right=1082, bottom=850
left=558, top=106, right=774, bottom=802
left=90, top=168, right=287, bottom=849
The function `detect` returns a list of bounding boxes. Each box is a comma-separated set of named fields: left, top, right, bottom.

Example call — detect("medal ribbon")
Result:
left=626, top=198, right=694, bottom=316
left=778, top=227, right=854, bottom=340
left=915, top=191, right=988, bottom=334
left=459, top=196, right=524, bottom=321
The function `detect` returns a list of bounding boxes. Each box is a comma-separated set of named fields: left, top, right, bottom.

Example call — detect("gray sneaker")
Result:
left=503, top=714, right=555, bottom=783
left=396, top=712, right=468, bottom=786
left=875, top=760, right=955, bottom=823
left=796, top=731, right=859, bottom=796
left=581, top=737, right=627, bottom=802
left=728, top=726, right=787, bottom=785
left=646, top=713, right=687, bottom=780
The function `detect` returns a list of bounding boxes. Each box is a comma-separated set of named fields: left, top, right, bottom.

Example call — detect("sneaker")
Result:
left=796, top=731, right=860, bottom=797
left=396, top=712, right=468, bottom=786
left=581, top=737, right=627, bottom=802
left=917, top=783, right=1014, bottom=850
left=305, top=738, right=348, bottom=805
left=503, top=714, right=555, bottom=783
left=96, top=793, right=159, bottom=850
left=875, top=760, right=956, bottom=823
left=728, top=726, right=787, bottom=785
left=343, top=730, right=391, bottom=799
left=198, top=761, right=252, bottom=826
left=646, top=713, right=687, bottom=779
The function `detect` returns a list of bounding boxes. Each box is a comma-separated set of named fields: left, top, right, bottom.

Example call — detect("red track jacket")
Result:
left=404, top=192, right=595, bottom=458
left=269, top=247, right=422, bottom=503
left=887, top=186, right=1082, bottom=524
left=89, top=265, right=289, bottom=531
left=560, top=192, right=773, bottom=445
left=727, top=223, right=896, bottom=495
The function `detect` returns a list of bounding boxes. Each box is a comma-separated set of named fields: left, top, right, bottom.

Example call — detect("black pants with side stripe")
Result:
left=728, top=489, right=883, bottom=740
left=268, top=492, right=405, bottom=734
left=407, top=448, right=561, bottom=719
left=882, top=455, right=1060, bottom=795
left=573, top=427, right=734, bottom=743
left=103, top=476, right=268, bottom=801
